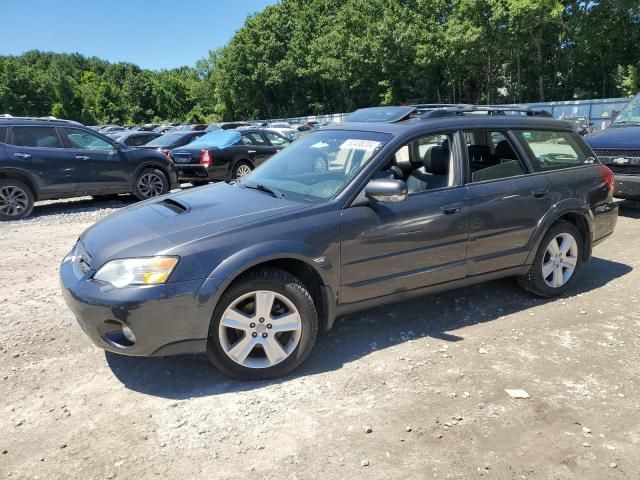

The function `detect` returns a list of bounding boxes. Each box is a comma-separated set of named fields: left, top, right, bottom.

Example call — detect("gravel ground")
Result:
left=1, top=196, right=639, bottom=480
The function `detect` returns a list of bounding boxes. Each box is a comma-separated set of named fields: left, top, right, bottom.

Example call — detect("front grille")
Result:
left=592, top=148, right=640, bottom=158
left=608, top=165, right=640, bottom=175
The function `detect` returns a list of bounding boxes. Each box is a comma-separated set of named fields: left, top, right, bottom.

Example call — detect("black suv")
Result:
left=0, top=117, right=178, bottom=220
left=586, top=92, right=640, bottom=199
left=60, top=105, right=618, bottom=380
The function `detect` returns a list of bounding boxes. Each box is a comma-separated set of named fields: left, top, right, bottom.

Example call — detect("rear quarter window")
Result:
left=0, top=127, right=7, bottom=144
left=514, top=130, right=592, bottom=172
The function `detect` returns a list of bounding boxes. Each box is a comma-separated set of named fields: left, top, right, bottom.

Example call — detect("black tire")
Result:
left=206, top=268, right=319, bottom=380
left=518, top=220, right=583, bottom=297
left=133, top=168, right=169, bottom=201
left=190, top=181, right=209, bottom=187
left=0, top=179, right=35, bottom=221
left=231, top=161, right=253, bottom=180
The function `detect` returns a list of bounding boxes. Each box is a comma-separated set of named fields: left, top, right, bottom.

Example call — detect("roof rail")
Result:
left=412, top=104, right=552, bottom=119
left=0, top=115, right=83, bottom=125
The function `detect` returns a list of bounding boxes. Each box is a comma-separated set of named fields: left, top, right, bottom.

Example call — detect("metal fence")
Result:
left=257, top=97, right=632, bottom=130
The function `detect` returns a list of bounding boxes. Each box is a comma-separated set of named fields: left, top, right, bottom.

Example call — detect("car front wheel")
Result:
left=0, top=180, right=34, bottom=221
left=133, top=168, right=169, bottom=200
left=518, top=220, right=582, bottom=297
left=206, top=268, right=318, bottom=380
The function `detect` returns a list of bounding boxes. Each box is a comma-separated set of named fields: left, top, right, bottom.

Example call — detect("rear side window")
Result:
left=514, top=130, right=590, bottom=172
left=0, top=127, right=7, bottom=144
left=464, top=130, right=528, bottom=182
left=12, top=126, right=62, bottom=148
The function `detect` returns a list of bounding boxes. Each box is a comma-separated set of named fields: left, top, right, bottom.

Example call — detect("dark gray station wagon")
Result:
left=60, top=105, right=618, bottom=379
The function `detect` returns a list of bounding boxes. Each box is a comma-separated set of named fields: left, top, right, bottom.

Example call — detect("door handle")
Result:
left=75, top=155, right=90, bottom=160
left=248, top=150, right=256, bottom=154
left=13, top=152, right=31, bottom=159
left=442, top=203, right=463, bottom=215
left=531, top=188, right=549, bottom=199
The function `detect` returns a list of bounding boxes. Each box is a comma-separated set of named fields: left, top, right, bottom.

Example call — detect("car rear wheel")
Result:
left=0, top=180, right=34, bottom=221
left=518, top=220, right=582, bottom=297
left=206, top=268, right=318, bottom=380
left=133, top=168, right=169, bottom=200
left=232, top=161, right=253, bottom=179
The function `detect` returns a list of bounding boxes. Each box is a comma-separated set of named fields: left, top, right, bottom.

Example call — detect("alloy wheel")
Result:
left=235, top=164, right=252, bottom=178
left=0, top=185, right=29, bottom=217
left=542, top=232, right=578, bottom=288
left=312, top=156, right=328, bottom=171
left=218, top=290, right=302, bottom=369
left=137, top=173, right=164, bottom=198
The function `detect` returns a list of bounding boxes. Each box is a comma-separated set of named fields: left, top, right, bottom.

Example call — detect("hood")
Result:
left=80, top=182, right=307, bottom=269
left=585, top=125, right=640, bottom=149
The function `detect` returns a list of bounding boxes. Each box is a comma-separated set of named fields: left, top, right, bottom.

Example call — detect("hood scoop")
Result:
left=149, top=198, right=190, bottom=216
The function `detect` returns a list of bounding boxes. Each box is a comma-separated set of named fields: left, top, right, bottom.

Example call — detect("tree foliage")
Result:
left=1, top=1, right=639, bottom=123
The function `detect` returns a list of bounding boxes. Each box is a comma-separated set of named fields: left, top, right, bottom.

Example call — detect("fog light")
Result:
left=122, top=325, right=136, bottom=343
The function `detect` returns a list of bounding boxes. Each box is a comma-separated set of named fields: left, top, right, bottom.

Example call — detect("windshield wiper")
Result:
left=241, top=182, right=285, bottom=198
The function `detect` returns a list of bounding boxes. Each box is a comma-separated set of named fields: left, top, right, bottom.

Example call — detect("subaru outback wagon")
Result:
left=0, top=117, right=178, bottom=220
left=60, top=105, right=618, bottom=380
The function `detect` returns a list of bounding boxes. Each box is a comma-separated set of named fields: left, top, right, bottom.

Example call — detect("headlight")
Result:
left=93, top=257, right=179, bottom=288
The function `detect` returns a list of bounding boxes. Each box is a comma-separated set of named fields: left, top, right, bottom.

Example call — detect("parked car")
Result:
left=109, top=130, right=162, bottom=147
left=205, top=124, right=221, bottom=132
left=0, top=117, right=178, bottom=220
left=585, top=92, right=640, bottom=199
left=59, top=104, right=618, bottom=379
left=99, top=125, right=126, bottom=135
left=564, top=116, right=593, bottom=136
left=220, top=122, right=251, bottom=130
left=138, top=130, right=207, bottom=158
left=170, top=128, right=289, bottom=184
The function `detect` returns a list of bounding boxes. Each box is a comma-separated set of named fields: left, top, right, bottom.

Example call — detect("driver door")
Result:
left=340, top=132, right=470, bottom=304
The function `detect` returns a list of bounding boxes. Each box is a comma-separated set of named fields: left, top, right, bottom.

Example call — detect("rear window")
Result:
left=12, top=126, right=62, bottom=148
left=514, top=130, right=591, bottom=172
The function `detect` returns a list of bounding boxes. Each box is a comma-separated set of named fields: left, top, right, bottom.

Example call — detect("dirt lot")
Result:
left=1, top=197, right=639, bottom=480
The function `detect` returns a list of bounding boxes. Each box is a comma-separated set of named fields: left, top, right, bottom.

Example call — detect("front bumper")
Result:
left=613, top=174, right=640, bottom=199
left=60, top=254, right=210, bottom=357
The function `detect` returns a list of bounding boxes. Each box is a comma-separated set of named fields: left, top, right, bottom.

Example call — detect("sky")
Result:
left=2, top=0, right=277, bottom=70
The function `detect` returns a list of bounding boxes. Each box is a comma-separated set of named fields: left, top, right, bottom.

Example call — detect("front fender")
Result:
left=195, top=240, right=335, bottom=308
left=524, top=199, right=593, bottom=265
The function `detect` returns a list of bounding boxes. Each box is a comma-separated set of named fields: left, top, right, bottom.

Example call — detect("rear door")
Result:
left=240, top=132, right=273, bottom=165
left=464, top=130, right=553, bottom=275
left=5, top=125, right=77, bottom=195
left=60, top=127, right=131, bottom=194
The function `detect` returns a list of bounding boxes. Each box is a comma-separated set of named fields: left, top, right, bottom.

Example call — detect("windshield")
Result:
left=613, top=93, right=640, bottom=125
left=242, top=130, right=391, bottom=201
left=185, top=130, right=241, bottom=148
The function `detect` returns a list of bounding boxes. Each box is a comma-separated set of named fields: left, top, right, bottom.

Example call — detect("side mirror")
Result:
left=365, top=178, right=408, bottom=203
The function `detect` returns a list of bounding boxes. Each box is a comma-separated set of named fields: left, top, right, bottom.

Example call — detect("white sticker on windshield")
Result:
left=341, top=139, right=382, bottom=150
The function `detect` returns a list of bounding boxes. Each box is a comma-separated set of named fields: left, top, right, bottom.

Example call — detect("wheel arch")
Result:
left=131, top=160, right=172, bottom=191
left=197, top=243, right=338, bottom=332
left=230, top=157, right=254, bottom=175
left=526, top=202, right=593, bottom=265
left=0, top=168, right=40, bottom=200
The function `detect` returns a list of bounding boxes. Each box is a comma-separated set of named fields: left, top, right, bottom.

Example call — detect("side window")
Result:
left=12, top=126, right=63, bottom=148
left=63, top=128, right=114, bottom=151
left=465, top=130, right=527, bottom=183
left=0, top=127, right=7, bottom=144
left=382, top=133, right=455, bottom=194
left=241, top=132, right=267, bottom=146
left=515, top=130, right=589, bottom=172
left=265, top=132, right=289, bottom=146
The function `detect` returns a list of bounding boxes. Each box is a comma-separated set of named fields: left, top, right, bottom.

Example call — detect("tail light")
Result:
left=199, top=149, right=212, bottom=167
left=598, top=163, right=615, bottom=191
